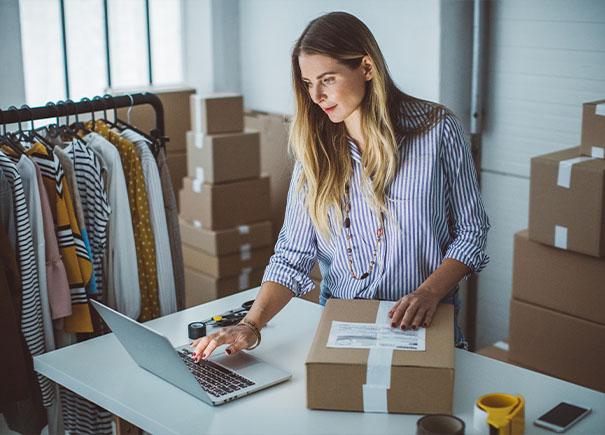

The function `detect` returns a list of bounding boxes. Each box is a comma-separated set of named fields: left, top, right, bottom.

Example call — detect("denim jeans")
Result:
left=319, top=282, right=469, bottom=350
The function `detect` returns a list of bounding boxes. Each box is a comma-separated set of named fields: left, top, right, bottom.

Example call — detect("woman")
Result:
left=193, top=11, right=489, bottom=361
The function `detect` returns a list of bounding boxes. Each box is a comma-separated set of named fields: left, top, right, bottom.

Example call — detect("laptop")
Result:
left=90, top=299, right=291, bottom=406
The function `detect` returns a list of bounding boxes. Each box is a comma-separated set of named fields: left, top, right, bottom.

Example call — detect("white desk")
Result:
left=34, top=289, right=605, bottom=435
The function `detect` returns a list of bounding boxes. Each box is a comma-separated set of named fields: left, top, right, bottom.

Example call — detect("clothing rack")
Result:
left=0, top=92, right=166, bottom=148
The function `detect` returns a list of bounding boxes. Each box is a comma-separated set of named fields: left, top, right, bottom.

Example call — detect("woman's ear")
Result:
left=362, top=55, right=373, bottom=81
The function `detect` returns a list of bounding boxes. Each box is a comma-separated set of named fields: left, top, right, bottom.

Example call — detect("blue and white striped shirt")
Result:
left=262, top=104, right=490, bottom=321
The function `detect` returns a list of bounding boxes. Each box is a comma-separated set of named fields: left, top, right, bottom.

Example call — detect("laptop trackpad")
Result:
left=210, top=352, right=261, bottom=371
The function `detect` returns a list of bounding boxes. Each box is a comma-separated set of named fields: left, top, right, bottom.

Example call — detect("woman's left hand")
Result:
left=388, top=286, right=441, bottom=330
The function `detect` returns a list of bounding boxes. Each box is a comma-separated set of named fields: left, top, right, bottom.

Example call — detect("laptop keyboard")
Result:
left=177, top=349, right=255, bottom=398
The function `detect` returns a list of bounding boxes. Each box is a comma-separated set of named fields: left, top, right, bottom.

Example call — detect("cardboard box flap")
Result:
left=533, top=147, right=605, bottom=174
left=306, top=300, right=454, bottom=369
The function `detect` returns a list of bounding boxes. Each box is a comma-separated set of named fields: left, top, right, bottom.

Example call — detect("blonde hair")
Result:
left=290, top=12, right=442, bottom=239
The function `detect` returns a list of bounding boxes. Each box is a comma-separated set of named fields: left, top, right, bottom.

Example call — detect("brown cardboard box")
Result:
left=179, top=218, right=273, bottom=256
left=529, top=147, right=605, bottom=257
left=190, top=94, right=244, bottom=134
left=509, top=298, right=605, bottom=392
left=179, top=176, right=271, bottom=230
left=580, top=99, right=605, bottom=158
left=185, top=267, right=264, bottom=308
left=167, top=151, right=187, bottom=198
left=245, top=111, right=292, bottom=242
left=476, top=341, right=510, bottom=364
left=306, top=300, right=454, bottom=414
left=186, top=130, right=260, bottom=183
left=108, top=85, right=195, bottom=153
left=182, top=244, right=272, bottom=279
left=513, top=230, right=605, bottom=325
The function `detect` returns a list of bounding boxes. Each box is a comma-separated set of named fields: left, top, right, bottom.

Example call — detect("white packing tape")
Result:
left=362, top=300, right=395, bottom=413
left=591, top=147, right=605, bottom=159
left=557, top=156, right=593, bottom=188
left=473, top=404, right=490, bottom=435
left=193, top=220, right=202, bottom=229
left=192, top=178, right=203, bottom=193
left=195, top=167, right=205, bottom=181
left=190, top=95, right=203, bottom=133
left=596, top=103, right=605, bottom=116
left=240, top=243, right=251, bottom=261
left=555, top=225, right=568, bottom=249
left=238, top=267, right=253, bottom=290
left=238, top=225, right=250, bottom=235
left=493, top=341, right=509, bottom=351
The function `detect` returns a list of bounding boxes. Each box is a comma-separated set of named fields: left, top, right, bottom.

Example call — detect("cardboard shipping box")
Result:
left=306, top=300, right=454, bottom=414
left=109, top=85, right=195, bottom=153
left=245, top=111, right=292, bottom=242
left=182, top=243, right=272, bottom=278
left=509, top=298, right=605, bottom=393
left=190, top=93, right=244, bottom=134
left=529, top=147, right=605, bottom=257
left=476, top=341, right=511, bottom=365
left=179, top=176, right=271, bottom=230
left=179, top=218, right=272, bottom=256
left=185, top=267, right=264, bottom=308
left=186, top=130, right=260, bottom=183
left=513, top=230, right=605, bottom=325
left=167, top=151, right=187, bottom=197
left=580, top=99, right=605, bottom=158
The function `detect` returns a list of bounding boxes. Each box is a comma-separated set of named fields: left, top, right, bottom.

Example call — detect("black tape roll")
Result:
left=188, top=322, right=207, bottom=340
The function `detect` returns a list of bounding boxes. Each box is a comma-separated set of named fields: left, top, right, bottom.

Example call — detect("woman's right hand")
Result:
left=191, top=324, right=258, bottom=362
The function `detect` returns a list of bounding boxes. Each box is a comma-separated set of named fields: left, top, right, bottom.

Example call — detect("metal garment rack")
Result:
left=0, top=92, right=166, bottom=148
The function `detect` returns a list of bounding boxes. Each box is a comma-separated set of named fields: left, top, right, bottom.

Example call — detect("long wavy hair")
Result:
left=290, top=11, right=443, bottom=239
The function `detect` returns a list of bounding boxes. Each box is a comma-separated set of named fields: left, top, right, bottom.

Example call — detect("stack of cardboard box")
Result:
left=180, top=94, right=273, bottom=307
left=109, top=85, right=196, bottom=195
left=508, top=99, right=605, bottom=392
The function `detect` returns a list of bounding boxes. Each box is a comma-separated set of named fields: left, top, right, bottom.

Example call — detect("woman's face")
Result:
left=299, top=53, right=371, bottom=123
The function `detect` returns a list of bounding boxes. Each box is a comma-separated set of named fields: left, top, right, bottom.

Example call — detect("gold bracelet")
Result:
left=238, top=319, right=261, bottom=350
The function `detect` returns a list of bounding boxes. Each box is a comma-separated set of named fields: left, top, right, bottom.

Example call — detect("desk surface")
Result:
left=35, top=289, right=605, bottom=435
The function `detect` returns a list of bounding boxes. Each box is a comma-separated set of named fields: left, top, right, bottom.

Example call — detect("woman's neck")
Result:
left=344, top=108, right=364, bottom=153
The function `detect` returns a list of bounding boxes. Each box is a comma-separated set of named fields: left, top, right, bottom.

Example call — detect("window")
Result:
left=19, top=0, right=183, bottom=107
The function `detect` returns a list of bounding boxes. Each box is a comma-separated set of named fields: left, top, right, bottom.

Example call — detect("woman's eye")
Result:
left=323, top=77, right=335, bottom=85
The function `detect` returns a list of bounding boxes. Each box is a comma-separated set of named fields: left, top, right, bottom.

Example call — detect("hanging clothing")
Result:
left=92, top=120, right=160, bottom=321
left=15, top=154, right=56, bottom=355
left=122, top=129, right=176, bottom=315
left=34, top=164, right=71, bottom=320
left=63, top=139, right=111, bottom=297
left=25, top=143, right=94, bottom=333
left=0, top=168, right=16, bottom=249
left=84, top=131, right=141, bottom=319
left=0, top=150, right=52, bottom=406
left=0, top=222, right=28, bottom=407
left=53, top=145, right=98, bottom=295
left=156, top=148, right=186, bottom=310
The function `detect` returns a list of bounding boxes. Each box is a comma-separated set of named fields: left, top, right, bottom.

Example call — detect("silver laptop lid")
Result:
left=90, top=300, right=212, bottom=404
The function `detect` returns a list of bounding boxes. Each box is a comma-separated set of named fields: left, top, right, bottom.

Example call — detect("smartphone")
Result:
left=534, top=402, right=591, bottom=432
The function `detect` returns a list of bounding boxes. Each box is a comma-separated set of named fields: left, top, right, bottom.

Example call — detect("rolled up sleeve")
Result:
left=262, top=163, right=317, bottom=296
left=440, top=113, right=490, bottom=275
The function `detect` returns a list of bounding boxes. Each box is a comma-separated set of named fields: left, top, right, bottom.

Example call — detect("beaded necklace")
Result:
left=343, top=183, right=384, bottom=280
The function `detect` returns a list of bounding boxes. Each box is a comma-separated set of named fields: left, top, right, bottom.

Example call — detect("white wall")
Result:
left=0, top=0, right=26, bottom=108
left=238, top=0, right=442, bottom=116
left=476, top=0, right=605, bottom=348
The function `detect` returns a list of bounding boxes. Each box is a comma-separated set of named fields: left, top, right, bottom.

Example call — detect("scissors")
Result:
left=202, top=300, right=255, bottom=327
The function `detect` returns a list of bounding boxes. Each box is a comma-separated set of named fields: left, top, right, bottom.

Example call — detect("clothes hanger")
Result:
left=56, top=100, right=79, bottom=141
left=67, top=99, right=92, bottom=136
left=20, top=104, right=54, bottom=150
left=1, top=107, right=28, bottom=156
left=114, top=94, right=160, bottom=155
